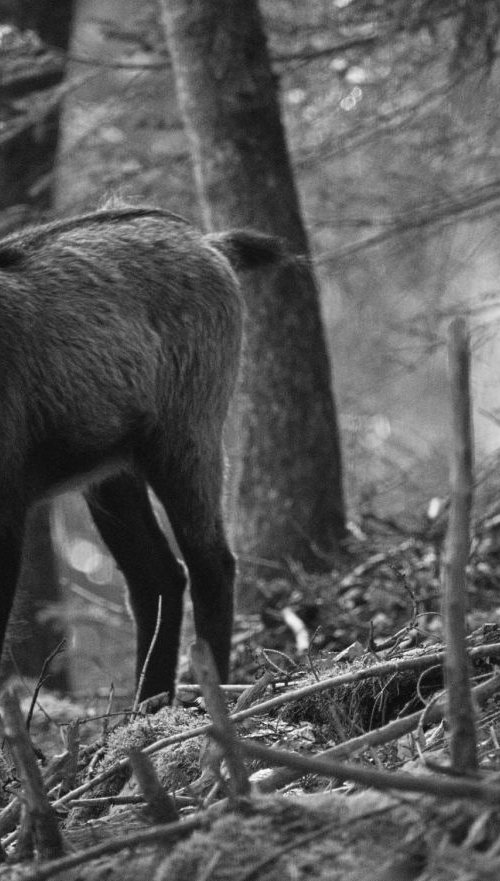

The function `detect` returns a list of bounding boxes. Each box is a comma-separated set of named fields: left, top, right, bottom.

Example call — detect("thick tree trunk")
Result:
left=161, top=0, right=346, bottom=578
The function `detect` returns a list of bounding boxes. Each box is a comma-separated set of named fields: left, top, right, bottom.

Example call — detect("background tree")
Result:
left=160, top=0, right=346, bottom=591
left=0, top=1, right=75, bottom=689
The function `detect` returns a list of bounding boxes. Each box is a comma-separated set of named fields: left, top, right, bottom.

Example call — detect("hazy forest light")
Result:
left=340, top=86, right=363, bottom=111
left=65, top=538, right=107, bottom=578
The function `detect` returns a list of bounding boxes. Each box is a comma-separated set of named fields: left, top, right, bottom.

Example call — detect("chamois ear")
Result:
left=0, top=204, right=277, bottom=701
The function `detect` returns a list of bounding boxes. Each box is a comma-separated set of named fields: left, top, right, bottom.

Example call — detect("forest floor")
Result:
left=2, top=512, right=500, bottom=880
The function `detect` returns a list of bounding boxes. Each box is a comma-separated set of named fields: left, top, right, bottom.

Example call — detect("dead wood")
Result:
left=191, top=640, right=250, bottom=798
left=235, top=737, right=500, bottom=804
left=259, top=669, right=500, bottom=793
left=229, top=642, right=500, bottom=722
left=442, top=317, right=478, bottom=772
left=0, top=691, right=64, bottom=860
left=132, top=597, right=163, bottom=714
left=128, top=749, right=178, bottom=823
left=38, top=640, right=500, bottom=814
left=59, top=722, right=79, bottom=797
left=1, top=648, right=499, bottom=879
left=25, top=640, right=66, bottom=733
left=233, top=670, right=275, bottom=713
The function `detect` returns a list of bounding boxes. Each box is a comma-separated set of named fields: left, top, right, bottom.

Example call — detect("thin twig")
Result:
left=261, top=649, right=297, bottom=676
left=102, top=683, right=115, bottom=739
left=316, top=190, right=500, bottom=266
left=133, top=596, right=163, bottom=713
left=0, top=72, right=98, bottom=146
left=68, top=793, right=193, bottom=808
left=69, top=795, right=143, bottom=807
left=178, top=684, right=250, bottom=695
left=26, top=638, right=66, bottom=733
left=306, top=626, right=323, bottom=682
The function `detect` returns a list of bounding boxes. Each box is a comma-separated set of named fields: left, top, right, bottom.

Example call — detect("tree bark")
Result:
left=442, top=318, right=477, bottom=772
left=160, top=0, right=346, bottom=579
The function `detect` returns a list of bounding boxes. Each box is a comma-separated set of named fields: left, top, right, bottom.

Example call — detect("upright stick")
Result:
left=442, top=316, right=477, bottom=772
left=0, top=690, right=64, bottom=860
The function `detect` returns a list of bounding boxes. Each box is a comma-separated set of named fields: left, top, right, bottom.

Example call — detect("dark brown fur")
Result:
left=0, top=205, right=283, bottom=699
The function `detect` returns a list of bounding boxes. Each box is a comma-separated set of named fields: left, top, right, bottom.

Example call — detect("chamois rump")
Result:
left=0, top=205, right=282, bottom=699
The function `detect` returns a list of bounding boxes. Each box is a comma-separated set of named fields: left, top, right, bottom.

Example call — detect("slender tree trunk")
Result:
left=0, top=1, right=75, bottom=689
left=161, top=0, right=346, bottom=580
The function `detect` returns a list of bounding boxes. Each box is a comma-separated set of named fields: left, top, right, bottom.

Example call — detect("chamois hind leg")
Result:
left=85, top=473, right=187, bottom=701
left=140, top=443, right=235, bottom=685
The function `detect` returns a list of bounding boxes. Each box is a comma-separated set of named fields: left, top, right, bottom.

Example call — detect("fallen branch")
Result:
left=0, top=691, right=64, bottom=861
left=68, top=793, right=194, bottom=808
left=234, top=737, right=500, bottom=805
left=177, top=683, right=250, bottom=695
left=258, top=669, right=500, bottom=793
left=39, top=642, right=500, bottom=812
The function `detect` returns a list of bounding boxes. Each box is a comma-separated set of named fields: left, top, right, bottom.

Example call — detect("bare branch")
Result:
left=133, top=596, right=163, bottom=713
left=235, top=736, right=500, bottom=803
